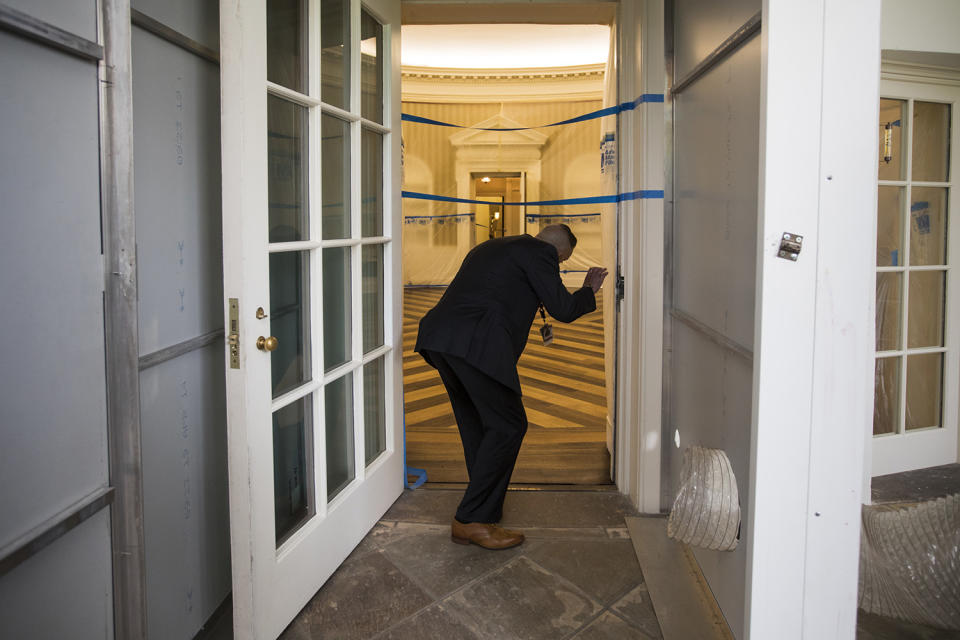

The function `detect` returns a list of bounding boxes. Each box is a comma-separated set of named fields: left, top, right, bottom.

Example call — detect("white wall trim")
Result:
left=615, top=0, right=665, bottom=514
left=745, top=0, right=878, bottom=637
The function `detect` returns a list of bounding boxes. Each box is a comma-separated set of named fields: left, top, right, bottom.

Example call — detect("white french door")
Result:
left=220, top=0, right=403, bottom=637
left=872, top=78, right=960, bottom=477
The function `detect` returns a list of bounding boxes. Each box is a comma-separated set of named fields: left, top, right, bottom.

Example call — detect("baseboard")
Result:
left=625, top=516, right=734, bottom=640
left=192, top=593, right=232, bottom=640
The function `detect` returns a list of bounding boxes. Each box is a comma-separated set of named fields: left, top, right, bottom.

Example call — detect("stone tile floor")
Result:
left=202, top=487, right=960, bottom=639
left=279, top=488, right=661, bottom=640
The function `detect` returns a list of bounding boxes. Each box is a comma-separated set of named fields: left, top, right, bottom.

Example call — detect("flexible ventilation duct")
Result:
left=667, top=446, right=740, bottom=551
left=858, top=493, right=960, bottom=630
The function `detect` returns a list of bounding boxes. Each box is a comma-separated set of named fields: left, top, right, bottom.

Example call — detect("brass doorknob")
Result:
left=256, top=336, right=279, bottom=352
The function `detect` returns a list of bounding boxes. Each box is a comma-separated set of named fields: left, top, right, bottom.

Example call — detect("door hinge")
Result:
left=777, top=232, right=803, bottom=261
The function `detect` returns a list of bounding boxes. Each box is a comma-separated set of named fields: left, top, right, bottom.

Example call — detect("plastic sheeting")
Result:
left=667, top=446, right=741, bottom=552
left=402, top=212, right=477, bottom=286
left=401, top=209, right=604, bottom=287
left=858, top=494, right=960, bottom=630
left=401, top=100, right=609, bottom=288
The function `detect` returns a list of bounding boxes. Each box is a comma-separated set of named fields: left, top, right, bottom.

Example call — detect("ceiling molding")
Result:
left=401, top=63, right=605, bottom=103
left=401, top=1, right=616, bottom=26
left=403, top=63, right=604, bottom=80
left=881, top=60, right=960, bottom=86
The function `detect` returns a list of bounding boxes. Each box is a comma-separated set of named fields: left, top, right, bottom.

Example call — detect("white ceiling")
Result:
left=401, top=24, right=611, bottom=69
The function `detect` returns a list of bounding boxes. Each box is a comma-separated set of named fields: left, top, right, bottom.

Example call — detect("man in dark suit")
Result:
left=415, top=224, right=608, bottom=549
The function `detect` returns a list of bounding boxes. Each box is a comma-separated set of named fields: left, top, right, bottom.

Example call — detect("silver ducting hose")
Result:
left=858, top=493, right=960, bottom=630
left=667, top=446, right=740, bottom=552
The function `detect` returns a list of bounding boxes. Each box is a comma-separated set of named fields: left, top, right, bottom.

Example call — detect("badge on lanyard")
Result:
left=538, top=304, right=554, bottom=346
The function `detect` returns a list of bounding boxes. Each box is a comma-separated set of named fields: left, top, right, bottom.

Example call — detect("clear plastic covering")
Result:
left=667, top=446, right=740, bottom=552
left=402, top=212, right=477, bottom=286
left=858, top=494, right=960, bottom=630
left=400, top=100, right=610, bottom=288
left=401, top=210, right=603, bottom=287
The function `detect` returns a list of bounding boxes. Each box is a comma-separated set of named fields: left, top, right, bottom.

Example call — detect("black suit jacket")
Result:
left=414, top=234, right=596, bottom=394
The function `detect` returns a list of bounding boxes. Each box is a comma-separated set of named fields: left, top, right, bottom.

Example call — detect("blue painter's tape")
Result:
left=404, top=213, right=475, bottom=220
left=526, top=212, right=600, bottom=218
left=401, top=94, right=666, bottom=131
left=406, top=467, right=427, bottom=489
left=401, top=190, right=664, bottom=207
left=402, top=411, right=428, bottom=489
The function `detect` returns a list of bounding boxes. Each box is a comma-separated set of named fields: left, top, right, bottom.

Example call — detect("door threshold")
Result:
left=415, top=482, right=618, bottom=492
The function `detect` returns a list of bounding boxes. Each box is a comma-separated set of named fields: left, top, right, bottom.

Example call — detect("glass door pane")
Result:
left=322, top=247, right=352, bottom=371
left=874, top=357, right=901, bottom=435
left=361, top=129, right=384, bottom=236
left=910, top=187, right=948, bottom=266
left=876, top=186, right=903, bottom=266
left=269, top=251, right=312, bottom=397
left=267, top=0, right=306, bottom=92
left=273, top=396, right=314, bottom=544
left=325, top=373, right=355, bottom=499
left=321, top=0, right=350, bottom=109
left=268, top=96, right=309, bottom=242
left=361, top=244, right=384, bottom=352
left=912, top=101, right=951, bottom=182
left=907, top=271, right=945, bottom=348
left=363, top=357, right=387, bottom=466
left=906, top=353, right=944, bottom=430
left=360, top=9, right=383, bottom=123
left=875, top=272, right=902, bottom=351
left=322, top=114, right=351, bottom=239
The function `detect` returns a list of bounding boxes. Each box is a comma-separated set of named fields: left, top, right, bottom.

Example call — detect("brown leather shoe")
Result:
left=451, top=519, right=524, bottom=550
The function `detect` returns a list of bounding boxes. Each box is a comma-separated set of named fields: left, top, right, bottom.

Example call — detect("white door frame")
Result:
left=614, top=0, right=665, bottom=514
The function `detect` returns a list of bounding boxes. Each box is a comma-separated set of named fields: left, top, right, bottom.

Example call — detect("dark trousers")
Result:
left=423, top=350, right=528, bottom=524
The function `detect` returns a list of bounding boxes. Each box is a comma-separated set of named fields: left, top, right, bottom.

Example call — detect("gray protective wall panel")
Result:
left=673, top=0, right=760, bottom=81
left=0, top=510, right=113, bottom=639
left=673, top=39, right=760, bottom=349
left=669, top=28, right=761, bottom=640
left=0, top=32, right=108, bottom=544
left=133, top=26, right=223, bottom=355
left=132, top=16, right=229, bottom=640
left=670, top=322, right=751, bottom=636
left=131, top=0, right=219, bottom=51
left=140, top=342, right=229, bottom=639
left=4, top=0, right=98, bottom=42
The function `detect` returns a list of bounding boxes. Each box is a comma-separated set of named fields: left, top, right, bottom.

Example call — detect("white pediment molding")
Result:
left=449, top=113, right=549, bottom=148
left=401, top=64, right=605, bottom=104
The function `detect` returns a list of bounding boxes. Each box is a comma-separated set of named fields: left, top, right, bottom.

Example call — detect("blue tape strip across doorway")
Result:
left=402, top=190, right=664, bottom=207
left=401, top=94, right=665, bottom=131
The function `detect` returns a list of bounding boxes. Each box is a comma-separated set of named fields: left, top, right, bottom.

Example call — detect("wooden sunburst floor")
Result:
left=403, top=287, right=611, bottom=484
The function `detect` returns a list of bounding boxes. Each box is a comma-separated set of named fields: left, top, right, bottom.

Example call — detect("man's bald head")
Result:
left=536, top=224, right=577, bottom=262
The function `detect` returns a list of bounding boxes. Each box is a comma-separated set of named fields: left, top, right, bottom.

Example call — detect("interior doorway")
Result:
left=474, top=172, right=524, bottom=240
left=399, top=19, right=617, bottom=485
